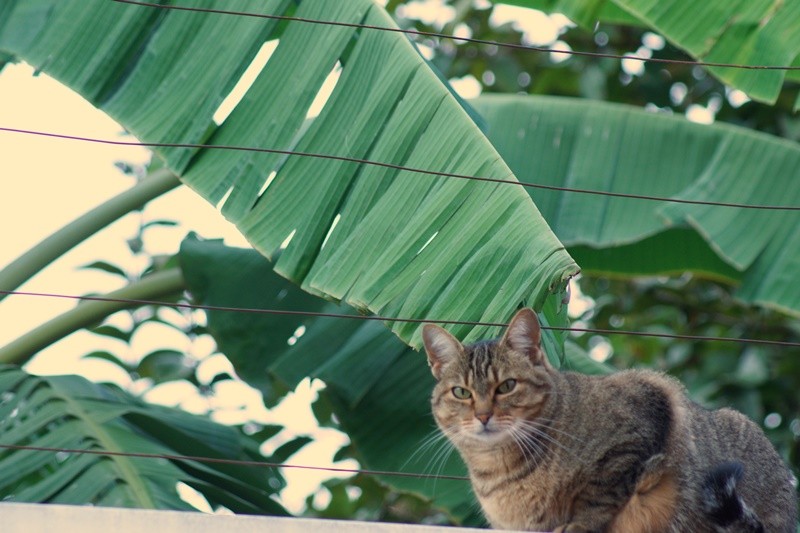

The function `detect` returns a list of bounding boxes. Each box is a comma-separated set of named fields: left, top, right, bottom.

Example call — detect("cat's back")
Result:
left=613, top=369, right=797, bottom=532
left=566, top=369, right=797, bottom=532
left=559, top=367, right=686, bottom=441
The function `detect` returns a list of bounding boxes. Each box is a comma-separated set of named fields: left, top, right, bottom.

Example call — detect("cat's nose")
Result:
left=476, top=412, right=492, bottom=425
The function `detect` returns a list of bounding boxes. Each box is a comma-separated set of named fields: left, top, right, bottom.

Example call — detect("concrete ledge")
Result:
left=0, top=503, right=502, bottom=533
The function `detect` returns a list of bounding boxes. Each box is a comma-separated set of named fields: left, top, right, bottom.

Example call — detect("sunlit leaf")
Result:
left=136, top=349, right=195, bottom=384
left=82, top=350, right=134, bottom=374
left=90, top=324, right=132, bottom=343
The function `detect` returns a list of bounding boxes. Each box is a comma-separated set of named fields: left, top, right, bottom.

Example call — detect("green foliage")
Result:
left=0, top=167, right=311, bottom=514
left=304, top=474, right=452, bottom=525
left=177, top=236, right=483, bottom=523
left=473, top=93, right=800, bottom=314
left=0, top=365, right=287, bottom=514
left=495, top=0, right=800, bottom=107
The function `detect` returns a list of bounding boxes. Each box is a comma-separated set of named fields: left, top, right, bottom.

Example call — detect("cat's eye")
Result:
left=496, top=379, right=517, bottom=395
left=452, top=386, right=472, bottom=400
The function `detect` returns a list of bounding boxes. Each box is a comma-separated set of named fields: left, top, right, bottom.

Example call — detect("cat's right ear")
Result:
left=422, top=324, right=463, bottom=380
left=502, top=308, right=552, bottom=369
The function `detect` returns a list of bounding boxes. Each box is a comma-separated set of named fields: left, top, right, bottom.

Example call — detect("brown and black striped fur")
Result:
left=422, top=308, right=797, bottom=532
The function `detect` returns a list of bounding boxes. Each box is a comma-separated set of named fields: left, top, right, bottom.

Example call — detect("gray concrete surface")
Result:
left=0, top=503, right=521, bottom=533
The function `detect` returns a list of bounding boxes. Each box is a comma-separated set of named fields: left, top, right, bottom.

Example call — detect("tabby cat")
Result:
left=423, top=308, right=797, bottom=532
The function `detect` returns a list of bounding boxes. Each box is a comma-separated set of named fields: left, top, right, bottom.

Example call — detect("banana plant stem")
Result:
left=0, top=268, right=186, bottom=365
left=0, top=169, right=181, bottom=301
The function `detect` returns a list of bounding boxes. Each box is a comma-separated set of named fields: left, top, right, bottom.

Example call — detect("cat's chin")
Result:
left=459, top=425, right=513, bottom=446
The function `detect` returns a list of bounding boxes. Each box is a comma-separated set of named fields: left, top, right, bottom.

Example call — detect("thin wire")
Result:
left=2, top=126, right=798, bottom=211
left=0, top=443, right=470, bottom=481
left=110, top=0, right=800, bottom=72
left=2, top=289, right=799, bottom=348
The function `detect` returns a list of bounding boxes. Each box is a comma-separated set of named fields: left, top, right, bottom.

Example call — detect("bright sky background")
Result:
left=0, top=0, right=618, bottom=515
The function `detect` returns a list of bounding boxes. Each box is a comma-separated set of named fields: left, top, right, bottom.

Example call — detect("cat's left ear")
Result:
left=501, top=308, right=551, bottom=369
left=422, top=324, right=463, bottom=380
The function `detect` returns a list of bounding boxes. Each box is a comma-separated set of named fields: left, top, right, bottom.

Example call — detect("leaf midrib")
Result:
left=49, top=380, right=155, bottom=508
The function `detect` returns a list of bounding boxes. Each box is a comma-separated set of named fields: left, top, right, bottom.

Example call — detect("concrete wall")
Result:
left=0, top=503, right=512, bottom=533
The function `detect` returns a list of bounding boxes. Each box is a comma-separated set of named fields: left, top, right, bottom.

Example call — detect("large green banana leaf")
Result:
left=178, top=235, right=609, bottom=524
left=0, top=0, right=577, bottom=346
left=0, top=365, right=289, bottom=513
left=496, top=0, right=800, bottom=107
left=474, top=94, right=800, bottom=315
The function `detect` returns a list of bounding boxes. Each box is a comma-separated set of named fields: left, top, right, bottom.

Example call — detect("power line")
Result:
left=0, top=443, right=469, bottom=481
left=2, top=289, right=798, bottom=348
left=2, top=126, right=798, bottom=212
left=110, top=0, right=800, bottom=72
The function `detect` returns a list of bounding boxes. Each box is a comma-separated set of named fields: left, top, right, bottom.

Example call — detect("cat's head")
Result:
left=422, top=308, right=555, bottom=449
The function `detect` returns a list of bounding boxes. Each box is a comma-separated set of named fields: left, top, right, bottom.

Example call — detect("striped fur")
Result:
left=423, top=309, right=797, bottom=532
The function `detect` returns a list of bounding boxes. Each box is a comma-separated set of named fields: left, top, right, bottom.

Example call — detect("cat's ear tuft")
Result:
left=422, top=324, right=463, bottom=380
left=502, top=308, right=550, bottom=368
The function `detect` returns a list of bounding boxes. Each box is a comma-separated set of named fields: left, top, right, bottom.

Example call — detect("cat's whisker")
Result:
left=465, top=495, right=484, bottom=518
left=518, top=422, right=585, bottom=458
left=515, top=419, right=585, bottom=463
left=402, top=425, right=450, bottom=471
left=521, top=417, right=584, bottom=443
left=431, top=445, right=458, bottom=494
left=508, top=425, right=544, bottom=467
left=421, top=428, right=460, bottom=495
left=516, top=417, right=574, bottom=440
left=412, top=426, right=456, bottom=473
left=422, top=432, right=456, bottom=472
left=515, top=425, right=549, bottom=464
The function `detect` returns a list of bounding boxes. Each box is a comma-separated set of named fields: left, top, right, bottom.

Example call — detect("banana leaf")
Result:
left=0, top=0, right=578, bottom=347
left=474, top=94, right=800, bottom=316
left=0, top=365, right=288, bottom=514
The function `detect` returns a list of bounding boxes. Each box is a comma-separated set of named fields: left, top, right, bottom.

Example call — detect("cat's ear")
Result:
left=422, top=324, right=463, bottom=380
left=501, top=308, right=551, bottom=368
